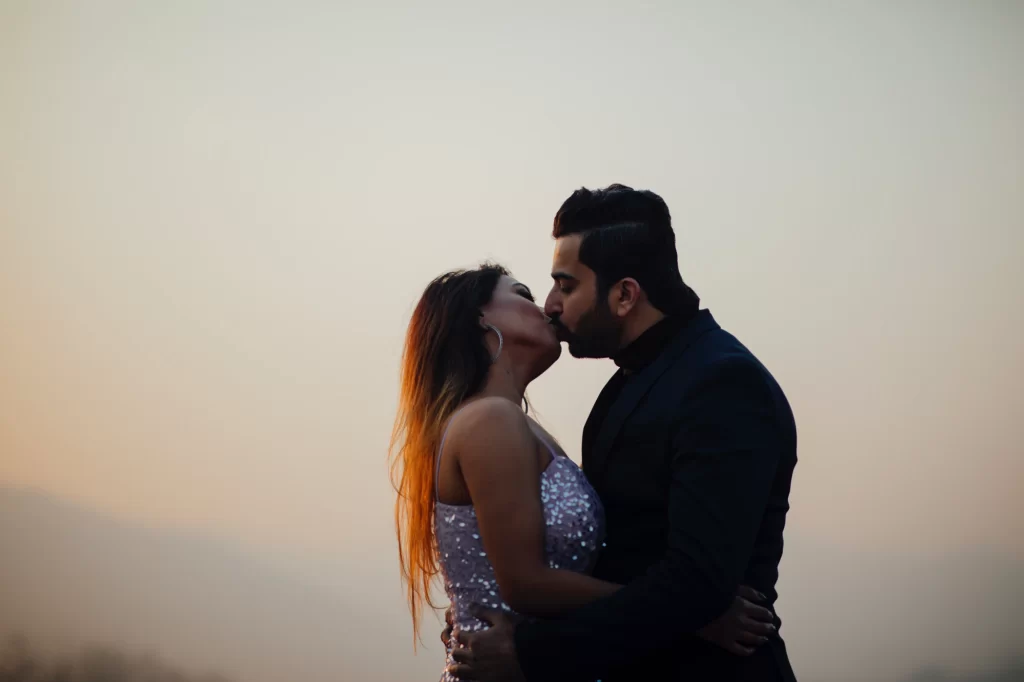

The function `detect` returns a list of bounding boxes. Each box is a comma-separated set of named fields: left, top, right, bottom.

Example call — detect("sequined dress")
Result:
left=434, top=419, right=606, bottom=682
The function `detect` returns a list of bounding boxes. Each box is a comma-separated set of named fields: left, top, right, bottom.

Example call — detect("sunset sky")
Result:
left=1, top=2, right=1022, bottom=681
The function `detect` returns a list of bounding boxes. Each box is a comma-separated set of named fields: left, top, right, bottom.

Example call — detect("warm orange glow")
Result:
left=389, top=267, right=506, bottom=646
left=389, top=295, right=449, bottom=647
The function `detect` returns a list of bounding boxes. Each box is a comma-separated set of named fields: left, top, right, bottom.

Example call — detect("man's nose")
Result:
left=544, top=289, right=561, bottom=317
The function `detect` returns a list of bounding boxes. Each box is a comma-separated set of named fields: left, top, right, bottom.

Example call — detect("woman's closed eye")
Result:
left=515, top=288, right=535, bottom=303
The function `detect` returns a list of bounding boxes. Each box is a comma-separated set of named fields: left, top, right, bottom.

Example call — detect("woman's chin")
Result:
left=539, top=339, right=563, bottom=370
left=523, top=331, right=563, bottom=378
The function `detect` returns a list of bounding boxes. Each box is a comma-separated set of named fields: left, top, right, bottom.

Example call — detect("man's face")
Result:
left=543, top=234, right=622, bottom=359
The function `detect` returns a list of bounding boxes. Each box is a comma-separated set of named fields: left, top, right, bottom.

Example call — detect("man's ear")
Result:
left=609, top=278, right=643, bottom=317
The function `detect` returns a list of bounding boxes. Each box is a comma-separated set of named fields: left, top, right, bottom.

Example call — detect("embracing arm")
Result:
left=453, top=398, right=621, bottom=618
left=513, top=359, right=784, bottom=680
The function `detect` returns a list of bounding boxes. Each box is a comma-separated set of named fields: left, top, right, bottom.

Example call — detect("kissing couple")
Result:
left=390, top=184, right=798, bottom=682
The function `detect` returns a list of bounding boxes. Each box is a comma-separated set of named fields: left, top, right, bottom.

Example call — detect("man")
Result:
left=449, top=184, right=798, bottom=681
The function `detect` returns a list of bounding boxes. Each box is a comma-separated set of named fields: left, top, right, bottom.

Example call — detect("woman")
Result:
left=390, top=264, right=771, bottom=681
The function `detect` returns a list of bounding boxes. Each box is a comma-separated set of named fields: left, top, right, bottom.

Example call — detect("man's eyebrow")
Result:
left=551, top=271, right=576, bottom=282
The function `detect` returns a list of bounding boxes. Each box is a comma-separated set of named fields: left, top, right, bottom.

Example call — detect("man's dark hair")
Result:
left=552, top=184, right=699, bottom=315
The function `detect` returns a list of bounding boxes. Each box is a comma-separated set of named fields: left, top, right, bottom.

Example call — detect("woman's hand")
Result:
left=697, top=585, right=777, bottom=655
left=441, top=606, right=454, bottom=648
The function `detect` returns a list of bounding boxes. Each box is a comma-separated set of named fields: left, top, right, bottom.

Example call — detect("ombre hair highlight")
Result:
left=389, top=263, right=509, bottom=644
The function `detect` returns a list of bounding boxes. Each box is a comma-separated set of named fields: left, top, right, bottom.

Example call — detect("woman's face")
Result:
left=480, top=275, right=561, bottom=372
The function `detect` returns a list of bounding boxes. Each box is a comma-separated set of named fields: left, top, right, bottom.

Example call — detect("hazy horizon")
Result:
left=2, top=484, right=1022, bottom=682
left=1, top=1, right=1022, bottom=680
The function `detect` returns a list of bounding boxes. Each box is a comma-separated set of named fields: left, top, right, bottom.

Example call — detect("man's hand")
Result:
left=442, top=607, right=454, bottom=648
left=448, top=605, right=526, bottom=682
left=697, top=585, right=776, bottom=655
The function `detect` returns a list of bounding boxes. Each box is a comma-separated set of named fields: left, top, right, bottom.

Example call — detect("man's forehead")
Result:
left=551, top=235, right=587, bottom=279
left=552, top=234, right=582, bottom=264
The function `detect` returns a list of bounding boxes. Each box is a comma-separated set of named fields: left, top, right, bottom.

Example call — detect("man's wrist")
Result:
left=512, top=620, right=543, bottom=682
left=511, top=621, right=528, bottom=681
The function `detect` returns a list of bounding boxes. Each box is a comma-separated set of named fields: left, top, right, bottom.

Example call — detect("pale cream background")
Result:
left=1, top=2, right=1022, bottom=681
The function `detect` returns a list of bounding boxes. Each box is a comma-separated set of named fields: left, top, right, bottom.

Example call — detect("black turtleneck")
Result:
left=611, top=312, right=692, bottom=374
left=582, top=310, right=698, bottom=457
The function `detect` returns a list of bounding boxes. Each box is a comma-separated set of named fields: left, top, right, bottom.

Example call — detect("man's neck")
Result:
left=617, top=304, right=666, bottom=351
left=612, top=304, right=699, bottom=373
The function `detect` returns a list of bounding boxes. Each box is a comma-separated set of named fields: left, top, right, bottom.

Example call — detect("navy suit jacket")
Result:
left=515, top=310, right=798, bottom=681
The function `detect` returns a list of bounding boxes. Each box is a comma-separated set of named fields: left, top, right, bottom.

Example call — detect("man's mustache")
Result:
left=548, top=317, right=572, bottom=338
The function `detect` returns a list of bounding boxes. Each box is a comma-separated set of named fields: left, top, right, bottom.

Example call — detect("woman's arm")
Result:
left=447, top=397, right=621, bottom=618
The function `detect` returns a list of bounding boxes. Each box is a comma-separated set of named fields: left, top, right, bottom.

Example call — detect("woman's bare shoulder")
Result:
left=446, top=397, right=533, bottom=456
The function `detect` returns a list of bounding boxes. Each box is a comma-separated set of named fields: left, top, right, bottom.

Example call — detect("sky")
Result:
left=1, top=1, right=1022, bottom=680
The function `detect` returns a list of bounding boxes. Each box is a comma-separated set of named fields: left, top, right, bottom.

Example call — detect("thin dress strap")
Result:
left=538, top=433, right=559, bottom=459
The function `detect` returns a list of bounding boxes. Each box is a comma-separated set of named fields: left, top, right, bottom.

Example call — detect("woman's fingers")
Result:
left=740, top=614, right=777, bottom=637
left=739, top=597, right=775, bottom=624
left=736, top=629, right=770, bottom=646
left=736, top=585, right=766, bottom=602
left=726, top=641, right=757, bottom=656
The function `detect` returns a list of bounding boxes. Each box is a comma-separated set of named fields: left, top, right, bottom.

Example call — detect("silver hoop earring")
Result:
left=483, top=323, right=503, bottom=363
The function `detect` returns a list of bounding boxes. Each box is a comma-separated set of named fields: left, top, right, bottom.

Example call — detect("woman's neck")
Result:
left=477, top=358, right=528, bottom=407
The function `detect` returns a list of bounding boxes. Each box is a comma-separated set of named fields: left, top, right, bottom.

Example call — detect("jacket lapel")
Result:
left=587, top=310, right=720, bottom=485
left=582, top=369, right=625, bottom=464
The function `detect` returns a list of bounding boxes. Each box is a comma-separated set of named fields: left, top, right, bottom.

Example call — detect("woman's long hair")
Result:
left=389, top=263, right=509, bottom=644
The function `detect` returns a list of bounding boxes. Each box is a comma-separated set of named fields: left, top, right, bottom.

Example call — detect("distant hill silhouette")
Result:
left=0, top=485, right=1020, bottom=682
left=776, top=532, right=1024, bottom=682
left=901, top=659, right=1024, bottom=682
left=0, top=486, right=416, bottom=682
left=0, top=633, right=233, bottom=682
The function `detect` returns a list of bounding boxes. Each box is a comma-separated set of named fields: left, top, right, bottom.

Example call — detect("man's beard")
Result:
left=557, top=304, right=622, bottom=359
